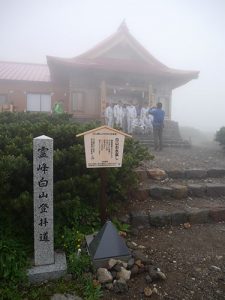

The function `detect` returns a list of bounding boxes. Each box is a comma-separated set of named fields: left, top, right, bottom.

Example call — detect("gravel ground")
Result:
left=103, top=223, right=225, bottom=300
left=102, top=142, right=225, bottom=300
left=145, top=141, right=225, bottom=171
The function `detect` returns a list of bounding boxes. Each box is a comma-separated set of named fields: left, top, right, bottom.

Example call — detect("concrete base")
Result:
left=27, top=251, right=67, bottom=284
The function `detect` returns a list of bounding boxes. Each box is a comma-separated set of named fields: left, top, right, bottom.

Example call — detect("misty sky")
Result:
left=1, top=0, right=225, bottom=132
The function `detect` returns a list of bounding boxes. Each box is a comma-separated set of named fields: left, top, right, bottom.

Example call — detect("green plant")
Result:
left=0, top=237, right=27, bottom=283
left=83, top=277, right=103, bottom=300
left=59, top=227, right=85, bottom=254
left=68, top=252, right=93, bottom=277
left=112, top=217, right=130, bottom=233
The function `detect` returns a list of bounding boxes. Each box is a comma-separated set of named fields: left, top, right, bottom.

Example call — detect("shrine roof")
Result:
left=47, top=22, right=199, bottom=81
left=0, top=61, right=50, bottom=82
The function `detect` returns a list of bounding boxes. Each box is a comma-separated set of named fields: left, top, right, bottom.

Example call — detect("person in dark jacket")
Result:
left=148, top=102, right=165, bottom=150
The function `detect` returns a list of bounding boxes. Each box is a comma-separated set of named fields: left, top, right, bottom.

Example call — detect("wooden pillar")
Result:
left=148, top=84, right=156, bottom=107
left=100, top=80, right=106, bottom=122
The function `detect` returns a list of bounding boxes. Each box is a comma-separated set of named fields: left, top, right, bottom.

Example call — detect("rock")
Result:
left=105, top=283, right=113, bottom=290
left=130, top=264, right=139, bottom=276
left=119, top=231, right=127, bottom=238
left=51, top=294, right=82, bottom=300
left=113, top=278, right=128, bottom=293
left=132, top=250, right=152, bottom=264
left=138, top=244, right=146, bottom=249
left=97, top=268, right=113, bottom=284
left=216, top=255, right=223, bottom=260
left=210, top=265, right=222, bottom=272
left=117, top=267, right=131, bottom=281
left=152, top=287, right=159, bottom=295
left=127, top=241, right=138, bottom=250
left=135, top=259, right=143, bottom=268
left=157, top=271, right=167, bottom=280
left=147, top=168, right=167, bottom=180
left=113, top=263, right=123, bottom=272
left=144, top=287, right=153, bottom=297
left=127, top=257, right=135, bottom=269
left=183, top=222, right=191, bottom=229
left=108, top=258, right=117, bottom=269
left=145, top=274, right=152, bottom=283
left=111, top=270, right=117, bottom=279
left=148, top=265, right=166, bottom=281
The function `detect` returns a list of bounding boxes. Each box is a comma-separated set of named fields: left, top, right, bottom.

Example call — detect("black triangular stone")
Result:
left=88, top=221, right=130, bottom=260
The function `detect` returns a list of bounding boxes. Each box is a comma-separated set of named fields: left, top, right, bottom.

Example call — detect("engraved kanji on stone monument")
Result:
left=33, top=135, right=54, bottom=266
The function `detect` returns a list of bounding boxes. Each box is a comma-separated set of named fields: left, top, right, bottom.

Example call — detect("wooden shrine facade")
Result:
left=0, top=22, right=199, bottom=119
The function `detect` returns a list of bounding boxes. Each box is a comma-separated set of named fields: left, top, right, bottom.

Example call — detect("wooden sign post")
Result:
left=76, top=126, right=131, bottom=224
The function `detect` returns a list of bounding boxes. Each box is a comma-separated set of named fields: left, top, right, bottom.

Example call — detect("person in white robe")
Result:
left=113, top=101, right=123, bottom=128
left=126, top=102, right=137, bottom=134
left=104, top=103, right=114, bottom=127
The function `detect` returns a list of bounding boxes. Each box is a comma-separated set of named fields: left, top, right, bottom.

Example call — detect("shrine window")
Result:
left=27, top=93, right=51, bottom=112
left=71, top=92, right=85, bottom=112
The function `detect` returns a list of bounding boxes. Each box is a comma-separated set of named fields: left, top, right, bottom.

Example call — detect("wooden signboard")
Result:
left=77, top=126, right=131, bottom=168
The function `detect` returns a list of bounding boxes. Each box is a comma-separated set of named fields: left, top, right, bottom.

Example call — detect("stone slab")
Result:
left=149, top=186, right=173, bottom=199
left=207, top=168, right=225, bottom=178
left=28, top=251, right=67, bottom=284
left=206, top=184, right=225, bottom=197
left=209, top=208, right=225, bottom=222
left=171, top=184, right=188, bottom=199
left=134, top=188, right=150, bottom=201
left=186, top=208, right=209, bottom=224
left=171, top=210, right=188, bottom=225
left=185, top=169, right=207, bottom=179
left=188, top=184, right=206, bottom=197
left=130, top=211, right=149, bottom=227
left=149, top=211, right=171, bottom=227
left=166, top=170, right=185, bottom=179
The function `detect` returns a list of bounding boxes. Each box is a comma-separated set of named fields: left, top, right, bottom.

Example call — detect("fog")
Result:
left=1, top=0, right=225, bottom=132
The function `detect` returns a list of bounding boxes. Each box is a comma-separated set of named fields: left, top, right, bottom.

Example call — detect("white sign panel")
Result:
left=84, top=128, right=125, bottom=168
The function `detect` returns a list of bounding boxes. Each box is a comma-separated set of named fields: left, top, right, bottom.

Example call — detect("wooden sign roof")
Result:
left=76, top=125, right=132, bottom=138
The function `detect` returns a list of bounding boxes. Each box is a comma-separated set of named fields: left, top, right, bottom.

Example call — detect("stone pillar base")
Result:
left=27, top=251, right=67, bottom=284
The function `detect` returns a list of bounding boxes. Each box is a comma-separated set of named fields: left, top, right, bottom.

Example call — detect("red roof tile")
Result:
left=0, top=61, right=50, bottom=82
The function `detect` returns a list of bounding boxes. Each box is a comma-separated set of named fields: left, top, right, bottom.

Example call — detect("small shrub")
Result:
left=0, top=237, right=27, bottom=283
left=68, top=252, right=93, bottom=278
left=215, top=126, right=225, bottom=146
left=83, top=277, right=103, bottom=300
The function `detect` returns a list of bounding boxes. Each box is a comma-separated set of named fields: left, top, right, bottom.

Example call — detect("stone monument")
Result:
left=28, top=135, right=67, bottom=283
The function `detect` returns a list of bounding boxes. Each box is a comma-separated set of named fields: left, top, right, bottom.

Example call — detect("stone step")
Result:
left=135, top=183, right=225, bottom=201
left=130, top=206, right=225, bottom=228
left=136, top=168, right=225, bottom=181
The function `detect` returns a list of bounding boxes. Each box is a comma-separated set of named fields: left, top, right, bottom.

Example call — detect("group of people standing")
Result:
left=104, top=101, right=165, bottom=151
left=104, top=101, right=153, bottom=135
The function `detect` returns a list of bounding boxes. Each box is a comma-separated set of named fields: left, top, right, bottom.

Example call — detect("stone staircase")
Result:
left=133, top=120, right=191, bottom=148
left=129, top=168, right=225, bottom=228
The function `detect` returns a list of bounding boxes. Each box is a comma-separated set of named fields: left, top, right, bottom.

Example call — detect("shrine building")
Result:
left=0, top=22, right=199, bottom=119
